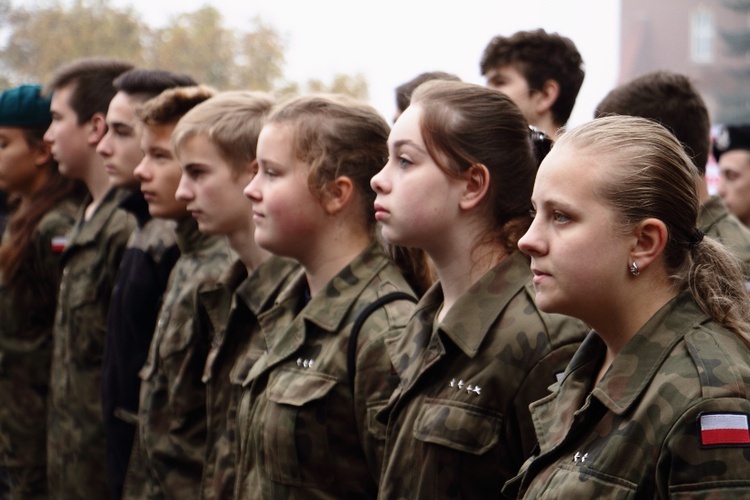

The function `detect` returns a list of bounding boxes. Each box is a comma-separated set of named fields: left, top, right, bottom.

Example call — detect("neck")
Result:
left=532, top=115, right=562, bottom=142
left=589, top=273, right=678, bottom=363
left=302, top=227, right=371, bottom=298
left=696, top=176, right=711, bottom=204
left=82, top=156, right=112, bottom=218
left=430, top=236, right=508, bottom=322
left=228, top=224, right=270, bottom=274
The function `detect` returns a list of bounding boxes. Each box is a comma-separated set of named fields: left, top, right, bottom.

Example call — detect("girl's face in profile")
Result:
left=245, top=122, right=329, bottom=260
left=518, top=144, right=633, bottom=323
left=370, top=105, right=465, bottom=254
left=0, top=127, right=45, bottom=197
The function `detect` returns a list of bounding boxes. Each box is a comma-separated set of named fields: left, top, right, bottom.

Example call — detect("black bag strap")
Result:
left=347, top=291, right=417, bottom=393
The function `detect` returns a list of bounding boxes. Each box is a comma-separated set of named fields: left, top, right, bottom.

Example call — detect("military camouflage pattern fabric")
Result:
left=0, top=198, right=77, bottom=498
left=699, top=195, right=750, bottom=289
left=503, top=291, right=750, bottom=499
left=377, top=251, right=589, bottom=500
left=235, top=242, right=416, bottom=499
left=47, top=189, right=136, bottom=499
left=198, top=256, right=298, bottom=500
left=124, top=217, right=231, bottom=500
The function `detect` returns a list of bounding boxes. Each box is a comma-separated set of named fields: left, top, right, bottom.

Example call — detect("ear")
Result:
left=458, top=163, right=491, bottom=211
left=533, top=79, right=560, bottom=116
left=630, top=217, right=668, bottom=272
left=321, top=176, right=354, bottom=215
left=88, top=113, right=108, bottom=146
left=32, top=140, right=53, bottom=167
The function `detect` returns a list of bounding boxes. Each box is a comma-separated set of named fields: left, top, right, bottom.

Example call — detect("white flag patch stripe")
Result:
left=700, top=414, right=749, bottom=431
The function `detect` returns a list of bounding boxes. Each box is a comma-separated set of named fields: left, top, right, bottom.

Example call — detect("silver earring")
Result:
left=629, top=262, right=639, bottom=276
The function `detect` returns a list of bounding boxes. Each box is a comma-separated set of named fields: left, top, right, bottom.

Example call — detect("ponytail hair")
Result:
left=557, top=115, right=750, bottom=341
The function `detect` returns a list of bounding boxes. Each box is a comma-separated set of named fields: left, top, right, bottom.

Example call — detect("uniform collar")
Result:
left=174, top=216, right=221, bottom=255
left=237, top=255, right=298, bottom=316
left=698, top=195, right=729, bottom=234
left=66, top=187, right=129, bottom=247
left=119, top=189, right=152, bottom=227
left=278, top=241, right=389, bottom=334
left=435, top=251, right=531, bottom=358
left=591, top=291, right=707, bottom=414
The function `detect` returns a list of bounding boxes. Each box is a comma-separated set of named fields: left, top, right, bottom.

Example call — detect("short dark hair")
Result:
left=395, top=71, right=461, bottom=114
left=46, top=57, right=134, bottom=124
left=595, top=70, right=711, bottom=174
left=480, top=29, right=584, bottom=126
left=113, top=69, right=197, bottom=101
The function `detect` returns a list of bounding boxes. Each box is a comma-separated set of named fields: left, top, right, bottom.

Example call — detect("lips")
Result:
left=374, top=202, right=389, bottom=221
left=530, top=267, right=551, bottom=285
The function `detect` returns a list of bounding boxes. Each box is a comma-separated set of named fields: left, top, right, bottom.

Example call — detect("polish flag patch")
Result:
left=699, top=413, right=750, bottom=447
left=51, top=236, right=68, bottom=253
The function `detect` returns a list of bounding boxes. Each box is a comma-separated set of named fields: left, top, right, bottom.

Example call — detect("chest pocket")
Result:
left=414, top=399, right=503, bottom=455
left=64, top=276, right=106, bottom=365
left=530, top=463, right=638, bottom=499
left=261, top=368, right=337, bottom=488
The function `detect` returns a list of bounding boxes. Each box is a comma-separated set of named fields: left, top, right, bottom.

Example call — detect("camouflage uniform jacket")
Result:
left=235, top=242, right=417, bottom=499
left=47, top=188, right=136, bottom=499
left=0, top=198, right=78, bottom=468
left=503, top=291, right=750, bottom=499
left=699, top=194, right=750, bottom=287
left=198, top=256, right=298, bottom=500
left=102, top=192, right=180, bottom=498
left=377, top=251, right=588, bottom=500
left=129, top=217, right=231, bottom=500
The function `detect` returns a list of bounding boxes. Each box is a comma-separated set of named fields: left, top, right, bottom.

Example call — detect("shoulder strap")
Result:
left=347, top=292, right=417, bottom=393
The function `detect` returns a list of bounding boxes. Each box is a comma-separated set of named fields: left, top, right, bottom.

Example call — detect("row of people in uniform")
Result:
left=1, top=28, right=750, bottom=500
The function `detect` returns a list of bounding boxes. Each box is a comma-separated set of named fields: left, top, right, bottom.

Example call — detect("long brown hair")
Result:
left=0, top=128, right=86, bottom=283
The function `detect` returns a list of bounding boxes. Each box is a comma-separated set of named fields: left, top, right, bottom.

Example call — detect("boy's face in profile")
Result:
left=45, top=84, right=93, bottom=180
left=175, top=133, right=254, bottom=236
left=133, top=123, right=188, bottom=220
left=97, top=91, right=144, bottom=190
left=485, top=64, right=539, bottom=125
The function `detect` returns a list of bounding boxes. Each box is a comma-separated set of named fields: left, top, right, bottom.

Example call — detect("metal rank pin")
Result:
left=573, top=452, right=588, bottom=463
left=450, top=378, right=481, bottom=395
left=296, top=358, right=314, bottom=369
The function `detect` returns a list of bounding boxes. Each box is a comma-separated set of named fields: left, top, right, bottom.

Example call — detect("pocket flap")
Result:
left=413, top=400, right=502, bottom=455
left=266, top=368, right=337, bottom=407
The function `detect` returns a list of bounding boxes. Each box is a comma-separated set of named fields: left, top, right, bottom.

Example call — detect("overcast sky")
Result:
left=99, top=0, right=621, bottom=127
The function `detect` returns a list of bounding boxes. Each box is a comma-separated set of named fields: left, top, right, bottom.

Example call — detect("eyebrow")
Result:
left=390, top=138, right=428, bottom=154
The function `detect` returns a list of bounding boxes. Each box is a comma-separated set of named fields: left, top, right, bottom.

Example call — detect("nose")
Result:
left=517, top=216, right=544, bottom=257
left=96, top=131, right=113, bottom=157
left=370, top=163, right=390, bottom=194
left=43, top=125, right=54, bottom=145
left=244, top=174, right=261, bottom=201
left=175, top=174, right=193, bottom=202
left=133, top=158, right=148, bottom=182
left=717, top=177, right=727, bottom=199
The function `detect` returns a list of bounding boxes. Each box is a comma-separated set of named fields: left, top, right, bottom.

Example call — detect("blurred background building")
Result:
left=619, top=0, right=750, bottom=125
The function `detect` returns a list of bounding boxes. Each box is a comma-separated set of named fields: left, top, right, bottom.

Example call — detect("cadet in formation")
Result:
left=236, top=94, right=419, bottom=498
left=171, top=90, right=297, bottom=499
left=370, top=80, right=588, bottom=499
left=504, top=115, right=750, bottom=498
left=124, top=85, right=229, bottom=499
left=43, top=57, right=135, bottom=499
left=0, top=84, right=85, bottom=499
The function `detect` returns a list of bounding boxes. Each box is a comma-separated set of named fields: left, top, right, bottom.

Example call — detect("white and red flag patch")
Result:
left=51, top=236, right=68, bottom=253
left=699, top=413, right=750, bottom=446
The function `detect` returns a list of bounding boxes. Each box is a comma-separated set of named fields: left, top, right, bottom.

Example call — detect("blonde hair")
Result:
left=172, top=90, right=274, bottom=173
left=557, top=115, right=750, bottom=340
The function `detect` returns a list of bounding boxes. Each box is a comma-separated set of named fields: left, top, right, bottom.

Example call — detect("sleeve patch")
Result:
left=51, top=236, right=68, bottom=253
left=699, top=412, right=750, bottom=447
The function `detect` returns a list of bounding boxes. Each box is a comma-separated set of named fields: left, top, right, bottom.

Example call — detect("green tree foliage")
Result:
left=1, top=0, right=145, bottom=84
left=0, top=0, right=368, bottom=100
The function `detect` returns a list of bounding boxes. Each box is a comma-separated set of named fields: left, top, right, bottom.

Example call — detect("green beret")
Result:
left=0, top=84, right=52, bottom=128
